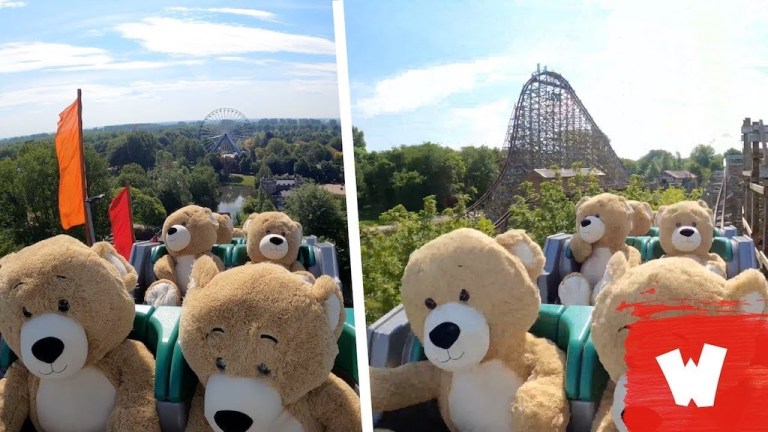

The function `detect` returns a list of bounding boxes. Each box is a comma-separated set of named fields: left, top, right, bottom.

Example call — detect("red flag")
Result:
left=109, top=186, right=134, bottom=260
left=55, top=95, right=85, bottom=230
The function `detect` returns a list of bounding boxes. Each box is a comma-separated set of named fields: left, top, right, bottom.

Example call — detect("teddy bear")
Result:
left=655, top=200, right=726, bottom=277
left=558, top=193, right=641, bottom=307
left=0, top=235, right=161, bottom=432
left=627, top=200, right=653, bottom=236
left=245, top=212, right=314, bottom=279
left=652, top=205, right=667, bottom=227
left=232, top=212, right=257, bottom=238
left=370, top=228, right=570, bottom=431
left=214, top=213, right=234, bottom=244
left=144, top=205, right=224, bottom=307
left=178, top=255, right=361, bottom=431
left=590, top=252, right=768, bottom=431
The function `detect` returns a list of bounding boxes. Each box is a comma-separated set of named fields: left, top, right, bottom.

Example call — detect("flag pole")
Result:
left=77, top=89, right=95, bottom=246
left=125, top=181, right=135, bottom=246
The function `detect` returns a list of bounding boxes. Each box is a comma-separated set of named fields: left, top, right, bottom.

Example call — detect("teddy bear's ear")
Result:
left=308, top=275, right=345, bottom=337
left=601, top=252, right=629, bottom=290
left=294, top=221, right=303, bottom=233
left=641, top=202, right=652, bottom=216
left=203, top=207, right=219, bottom=229
left=576, top=196, right=590, bottom=210
left=187, top=254, right=221, bottom=293
left=697, top=200, right=709, bottom=209
left=495, top=229, right=545, bottom=280
left=725, top=269, right=768, bottom=313
left=91, top=242, right=138, bottom=290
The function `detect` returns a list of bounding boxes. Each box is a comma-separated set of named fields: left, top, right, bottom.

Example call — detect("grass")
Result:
left=225, top=174, right=256, bottom=187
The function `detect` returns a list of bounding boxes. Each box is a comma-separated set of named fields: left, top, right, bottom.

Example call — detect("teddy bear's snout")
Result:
left=679, top=228, right=695, bottom=237
left=31, top=336, right=64, bottom=364
left=213, top=410, right=253, bottom=432
left=429, top=322, right=461, bottom=349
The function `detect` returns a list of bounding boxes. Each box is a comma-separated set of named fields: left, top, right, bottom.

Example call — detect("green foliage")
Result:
left=187, top=165, right=220, bottom=209
left=362, top=196, right=495, bottom=324
left=107, top=131, right=158, bottom=170
left=115, top=163, right=151, bottom=189
left=126, top=188, right=166, bottom=227
left=241, top=188, right=276, bottom=214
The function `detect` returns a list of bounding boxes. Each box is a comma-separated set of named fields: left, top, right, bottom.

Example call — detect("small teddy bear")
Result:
left=656, top=200, right=726, bottom=277
left=590, top=252, right=768, bottom=431
left=245, top=212, right=313, bottom=279
left=144, top=205, right=224, bottom=307
left=179, top=257, right=361, bottom=431
left=214, top=213, right=234, bottom=244
left=0, top=235, right=160, bottom=432
left=558, top=193, right=641, bottom=306
left=370, top=228, right=570, bottom=431
left=627, top=200, right=653, bottom=236
left=232, top=212, right=257, bottom=238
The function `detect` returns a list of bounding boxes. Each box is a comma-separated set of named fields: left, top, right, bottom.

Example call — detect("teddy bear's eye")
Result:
left=675, top=222, right=682, bottom=228
left=210, top=327, right=224, bottom=335
left=280, top=232, right=286, bottom=237
left=22, top=307, right=31, bottom=318
left=58, top=299, right=69, bottom=313
left=594, top=213, right=600, bottom=218
left=459, top=289, right=470, bottom=302
left=691, top=222, right=697, bottom=227
left=265, top=230, right=271, bottom=234
left=257, top=363, right=271, bottom=376
left=260, top=334, right=278, bottom=344
left=180, top=222, right=187, bottom=227
left=425, top=298, right=436, bottom=309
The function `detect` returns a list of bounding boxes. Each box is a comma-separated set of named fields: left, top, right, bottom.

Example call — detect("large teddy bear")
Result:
left=558, top=193, right=641, bottom=306
left=627, top=200, right=653, bottom=236
left=0, top=235, right=160, bottom=432
left=590, top=253, right=768, bottom=431
left=144, top=205, right=224, bottom=307
left=656, top=200, right=726, bottom=277
left=370, top=228, right=570, bottom=431
left=246, top=212, right=311, bottom=275
left=215, top=213, right=234, bottom=244
left=179, top=256, right=361, bottom=431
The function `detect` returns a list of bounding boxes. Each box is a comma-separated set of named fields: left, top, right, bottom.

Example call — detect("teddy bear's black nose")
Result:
left=168, top=227, right=177, bottom=235
left=214, top=410, right=253, bottom=432
left=429, top=322, right=461, bottom=349
left=580, top=219, right=591, bottom=227
left=31, top=337, right=64, bottom=364
left=680, top=228, right=695, bottom=237
left=269, top=236, right=284, bottom=245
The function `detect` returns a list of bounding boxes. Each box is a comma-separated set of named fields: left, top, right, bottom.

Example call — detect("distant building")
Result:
left=526, top=167, right=606, bottom=192
left=657, top=170, right=697, bottom=191
left=260, top=177, right=305, bottom=196
left=319, top=184, right=345, bottom=196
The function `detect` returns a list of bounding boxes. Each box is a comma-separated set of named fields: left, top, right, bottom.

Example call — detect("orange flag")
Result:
left=55, top=96, right=85, bottom=230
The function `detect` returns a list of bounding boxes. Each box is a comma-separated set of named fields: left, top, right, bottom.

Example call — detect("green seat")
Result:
left=232, top=244, right=250, bottom=266
left=231, top=237, right=247, bottom=245
left=211, top=244, right=235, bottom=267
left=298, top=244, right=316, bottom=268
left=565, top=237, right=647, bottom=261
left=167, top=307, right=360, bottom=404
left=150, top=244, right=169, bottom=264
left=408, top=304, right=592, bottom=400
left=643, top=237, right=732, bottom=262
left=0, top=305, right=179, bottom=404
left=646, top=227, right=659, bottom=237
left=578, top=334, right=610, bottom=401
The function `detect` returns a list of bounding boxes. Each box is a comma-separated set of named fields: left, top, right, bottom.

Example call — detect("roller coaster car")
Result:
left=538, top=231, right=758, bottom=305
left=645, top=226, right=737, bottom=238
left=0, top=305, right=358, bottom=432
left=367, top=304, right=609, bottom=432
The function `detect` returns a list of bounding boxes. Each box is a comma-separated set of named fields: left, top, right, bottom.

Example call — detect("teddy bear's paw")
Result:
left=145, top=281, right=181, bottom=307
left=704, top=263, right=726, bottom=278
left=558, top=274, right=592, bottom=306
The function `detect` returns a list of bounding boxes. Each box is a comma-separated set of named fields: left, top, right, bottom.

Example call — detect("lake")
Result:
left=217, top=184, right=253, bottom=225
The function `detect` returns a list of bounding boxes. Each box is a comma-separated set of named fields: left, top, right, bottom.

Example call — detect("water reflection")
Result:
left=217, top=184, right=252, bottom=225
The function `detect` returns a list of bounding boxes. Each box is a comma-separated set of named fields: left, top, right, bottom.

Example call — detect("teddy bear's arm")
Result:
left=202, top=252, right=225, bottom=272
left=105, top=340, right=161, bottom=432
left=626, top=246, right=642, bottom=267
left=511, top=338, right=570, bottom=431
left=0, top=362, right=30, bottom=430
left=570, top=235, right=593, bottom=263
left=306, top=374, right=361, bottom=432
left=184, top=385, right=214, bottom=432
left=370, top=361, right=441, bottom=413
left=591, top=381, right=618, bottom=432
left=290, top=260, right=307, bottom=272
left=153, top=254, right=176, bottom=282
left=704, top=253, right=727, bottom=278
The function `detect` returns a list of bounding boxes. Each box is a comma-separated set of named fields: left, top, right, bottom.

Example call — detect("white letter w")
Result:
left=655, top=344, right=727, bottom=407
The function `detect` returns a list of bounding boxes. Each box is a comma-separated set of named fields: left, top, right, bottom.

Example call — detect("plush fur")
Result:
left=590, top=253, right=768, bottom=431
left=214, top=213, right=234, bottom=245
left=370, top=228, right=570, bottom=431
left=558, top=193, right=641, bottom=306
left=245, top=212, right=314, bottom=281
left=653, top=206, right=667, bottom=227
left=627, top=201, right=653, bottom=236
left=144, top=205, right=224, bottom=307
left=232, top=213, right=258, bottom=238
left=179, top=257, right=360, bottom=431
left=656, top=200, right=726, bottom=277
left=0, top=235, right=160, bottom=432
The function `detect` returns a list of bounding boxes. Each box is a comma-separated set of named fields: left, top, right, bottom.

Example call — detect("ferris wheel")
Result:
left=197, top=108, right=252, bottom=155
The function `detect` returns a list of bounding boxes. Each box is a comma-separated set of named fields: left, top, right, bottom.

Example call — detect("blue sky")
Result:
left=345, top=0, right=768, bottom=160
left=0, top=0, right=340, bottom=138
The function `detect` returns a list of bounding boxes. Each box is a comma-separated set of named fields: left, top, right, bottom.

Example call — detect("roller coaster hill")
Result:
left=368, top=67, right=764, bottom=431
left=0, top=108, right=358, bottom=432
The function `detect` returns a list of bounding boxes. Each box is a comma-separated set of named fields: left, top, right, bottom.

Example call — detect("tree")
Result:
left=352, top=127, right=366, bottom=150
left=107, top=131, right=158, bottom=170
left=187, top=165, right=220, bottom=209
left=127, top=188, right=167, bottom=227
left=724, top=148, right=742, bottom=157
left=241, top=188, right=276, bottom=214
left=115, top=163, right=151, bottom=190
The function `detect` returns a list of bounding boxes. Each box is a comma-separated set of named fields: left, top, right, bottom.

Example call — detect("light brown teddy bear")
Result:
left=144, top=205, right=224, bottom=307
left=558, top=193, right=641, bottom=306
left=179, top=257, right=361, bottom=431
left=627, top=200, right=653, bottom=236
left=590, top=253, right=768, bottom=431
left=232, top=212, right=257, bottom=238
left=652, top=205, right=667, bottom=227
left=656, top=200, right=726, bottom=278
left=246, top=212, right=311, bottom=275
left=370, top=228, right=570, bottom=431
left=0, top=235, right=160, bottom=432
left=215, top=213, right=234, bottom=244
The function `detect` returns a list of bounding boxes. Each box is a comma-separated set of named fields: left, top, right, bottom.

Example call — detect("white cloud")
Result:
left=0, top=0, right=25, bottom=9
left=447, top=98, right=513, bottom=147
left=166, top=7, right=278, bottom=22
left=355, top=57, right=525, bottom=117
left=116, top=17, right=335, bottom=56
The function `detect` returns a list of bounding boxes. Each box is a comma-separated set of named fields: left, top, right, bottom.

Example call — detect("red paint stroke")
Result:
left=617, top=299, right=751, bottom=319
left=625, top=313, right=768, bottom=431
left=641, top=287, right=656, bottom=295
